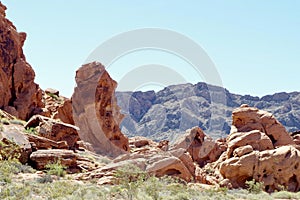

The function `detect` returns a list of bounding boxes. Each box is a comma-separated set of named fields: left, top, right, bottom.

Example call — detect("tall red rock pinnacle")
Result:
left=72, top=62, right=129, bottom=157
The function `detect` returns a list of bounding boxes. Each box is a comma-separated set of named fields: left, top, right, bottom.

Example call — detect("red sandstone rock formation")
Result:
left=0, top=3, right=43, bottom=120
left=72, top=62, right=129, bottom=157
left=171, top=126, right=227, bottom=167
left=218, top=104, right=298, bottom=192
left=25, top=115, right=80, bottom=150
left=41, top=88, right=74, bottom=125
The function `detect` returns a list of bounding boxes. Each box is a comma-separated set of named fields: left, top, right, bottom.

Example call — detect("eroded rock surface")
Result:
left=0, top=3, right=43, bottom=120
left=171, top=126, right=227, bottom=167
left=41, top=90, right=74, bottom=125
left=25, top=115, right=80, bottom=150
left=217, top=105, right=298, bottom=192
left=0, top=123, right=32, bottom=163
left=72, top=62, right=129, bottom=157
left=83, top=137, right=196, bottom=183
left=30, top=149, right=77, bottom=170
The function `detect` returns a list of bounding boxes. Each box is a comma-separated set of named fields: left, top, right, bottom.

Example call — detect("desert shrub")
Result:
left=0, top=158, right=35, bottom=185
left=113, top=164, right=147, bottom=200
left=9, top=119, right=26, bottom=126
left=36, top=174, right=53, bottom=183
left=0, top=159, right=20, bottom=183
left=0, top=140, right=21, bottom=161
left=246, top=179, right=264, bottom=194
left=24, top=127, right=38, bottom=135
left=271, top=190, right=300, bottom=199
left=0, top=118, right=10, bottom=125
left=143, top=176, right=162, bottom=200
left=45, top=160, right=66, bottom=177
left=68, top=184, right=107, bottom=199
left=48, top=93, right=59, bottom=100
left=0, top=182, right=31, bottom=199
left=227, top=188, right=273, bottom=200
left=18, top=164, right=36, bottom=174
left=0, top=180, right=110, bottom=199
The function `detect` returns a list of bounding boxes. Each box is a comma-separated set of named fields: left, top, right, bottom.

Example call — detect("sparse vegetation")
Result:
left=36, top=174, right=53, bottom=183
left=45, top=160, right=66, bottom=177
left=24, top=127, right=38, bottom=135
left=246, top=179, right=264, bottom=194
left=9, top=119, right=26, bottom=126
left=2, top=163, right=300, bottom=199
left=0, top=140, right=21, bottom=161
left=0, top=118, right=10, bottom=125
left=48, top=92, right=59, bottom=100
left=0, top=159, right=19, bottom=183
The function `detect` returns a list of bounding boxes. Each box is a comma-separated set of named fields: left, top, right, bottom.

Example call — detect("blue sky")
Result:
left=2, top=0, right=300, bottom=97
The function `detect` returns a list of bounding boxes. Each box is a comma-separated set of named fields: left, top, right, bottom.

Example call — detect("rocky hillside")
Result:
left=116, top=83, right=300, bottom=140
left=3, top=2, right=300, bottom=197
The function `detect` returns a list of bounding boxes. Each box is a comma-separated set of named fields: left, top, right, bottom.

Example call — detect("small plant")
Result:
left=246, top=179, right=264, bottom=194
left=113, top=164, right=147, bottom=200
left=9, top=119, right=26, bottom=126
left=24, top=127, right=38, bottom=135
left=0, top=159, right=19, bottom=183
left=0, top=140, right=21, bottom=160
left=0, top=118, right=10, bottom=125
left=36, top=174, right=53, bottom=183
left=48, top=93, right=59, bottom=100
left=45, top=160, right=66, bottom=177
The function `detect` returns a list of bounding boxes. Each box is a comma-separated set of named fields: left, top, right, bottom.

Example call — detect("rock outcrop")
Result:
left=0, top=120, right=32, bottom=163
left=72, top=62, right=129, bottom=157
left=41, top=89, right=74, bottom=125
left=83, top=137, right=196, bottom=183
left=171, top=126, right=227, bottom=167
left=30, top=149, right=78, bottom=171
left=25, top=115, right=80, bottom=150
left=217, top=105, right=298, bottom=192
left=0, top=3, right=43, bottom=120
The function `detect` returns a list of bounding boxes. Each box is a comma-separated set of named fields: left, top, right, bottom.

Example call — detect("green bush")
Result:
left=0, top=140, right=21, bottom=161
left=113, top=164, right=147, bottom=200
left=36, top=174, right=53, bottom=183
left=45, top=160, right=66, bottom=177
left=0, top=159, right=19, bottom=183
left=48, top=93, right=59, bottom=100
left=246, top=179, right=264, bottom=194
left=9, top=119, right=26, bottom=126
left=0, top=118, right=10, bottom=125
left=24, top=127, right=38, bottom=135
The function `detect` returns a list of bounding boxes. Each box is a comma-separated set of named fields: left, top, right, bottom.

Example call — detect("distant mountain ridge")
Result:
left=116, top=82, right=300, bottom=141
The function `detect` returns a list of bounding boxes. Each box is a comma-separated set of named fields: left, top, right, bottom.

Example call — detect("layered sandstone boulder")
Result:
left=25, top=115, right=80, bottom=150
left=171, top=126, right=227, bottom=167
left=218, top=105, right=298, bottom=192
left=231, top=104, right=294, bottom=146
left=72, top=62, right=129, bottom=157
left=0, top=3, right=43, bottom=120
left=0, top=121, right=32, bottom=163
left=30, top=149, right=78, bottom=171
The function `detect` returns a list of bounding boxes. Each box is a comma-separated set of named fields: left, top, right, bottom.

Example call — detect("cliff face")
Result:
left=117, top=83, right=300, bottom=141
left=0, top=3, right=43, bottom=120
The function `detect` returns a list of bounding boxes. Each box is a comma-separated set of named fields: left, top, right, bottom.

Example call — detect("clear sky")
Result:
left=2, top=0, right=300, bottom=97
